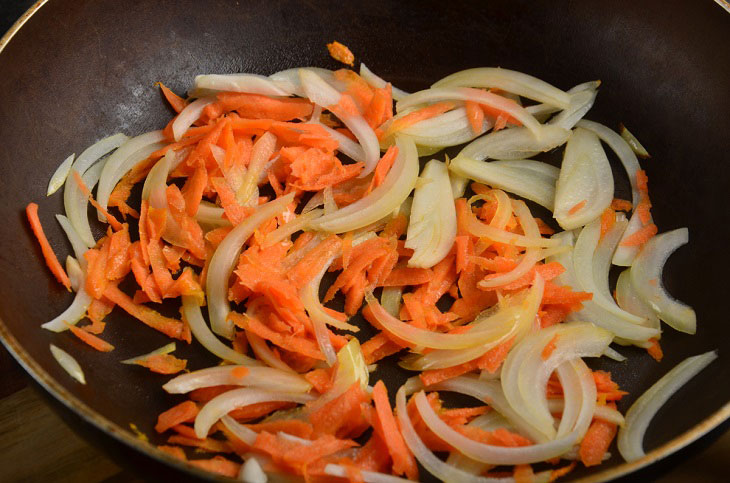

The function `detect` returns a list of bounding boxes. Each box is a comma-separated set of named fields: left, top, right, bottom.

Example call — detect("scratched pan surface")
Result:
left=0, top=0, right=729, bottom=481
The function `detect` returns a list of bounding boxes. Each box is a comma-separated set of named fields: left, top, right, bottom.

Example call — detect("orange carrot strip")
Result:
left=287, top=234, right=343, bottom=288
left=611, top=199, right=633, bottom=212
left=646, top=338, right=663, bottom=362
left=578, top=407, right=618, bottom=467
left=599, top=207, right=616, bottom=239
left=103, top=284, right=185, bottom=339
left=541, top=334, right=560, bottom=360
left=72, top=171, right=123, bottom=231
left=66, top=323, right=114, bottom=352
left=372, top=381, right=418, bottom=479
left=309, top=383, right=371, bottom=439
left=156, top=401, right=199, bottom=433
left=465, top=100, right=485, bottom=134
left=25, top=203, right=72, bottom=290
left=156, top=82, right=187, bottom=113
left=386, top=102, right=456, bottom=136
left=84, top=242, right=110, bottom=299
left=361, top=332, right=403, bottom=364
left=327, top=41, right=355, bottom=66
left=380, top=267, right=432, bottom=287
left=367, top=146, right=399, bottom=193
left=188, top=456, right=240, bottom=478
left=568, top=200, right=587, bottom=215
left=134, top=353, right=187, bottom=375
left=620, top=223, right=658, bottom=246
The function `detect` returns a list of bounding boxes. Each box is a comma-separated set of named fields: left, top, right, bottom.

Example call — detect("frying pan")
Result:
left=1, top=0, right=729, bottom=481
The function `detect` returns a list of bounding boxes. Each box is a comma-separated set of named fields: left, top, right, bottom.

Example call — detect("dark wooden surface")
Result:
left=0, top=1, right=728, bottom=482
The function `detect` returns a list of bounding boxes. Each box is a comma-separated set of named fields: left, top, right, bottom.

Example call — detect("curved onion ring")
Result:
left=458, top=125, right=570, bottom=162
left=311, top=135, right=418, bottom=233
left=193, top=73, right=293, bottom=96
left=359, top=63, right=409, bottom=101
left=50, top=344, right=85, bottom=384
left=206, top=192, right=295, bottom=339
left=47, top=153, right=75, bottom=196
left=617, top=351, right=717, bottom=462
left=194, top=388, right=314, bottom=438
left=548, top=88, right=597, bottom=130
left=163, top=365, right=311, bottom=394
left=42, top=280, right=92, bottom=333
left=629, top=228, right=696, bottom=334
left=55, top=214, right=89, bottom=268
left=406, top=159, right=456, bottom=268
left=615, top=269, right=660, bottom=330
left=172, top=97, right=215, bottom=141
left=325, top=464, right=412, bottom=483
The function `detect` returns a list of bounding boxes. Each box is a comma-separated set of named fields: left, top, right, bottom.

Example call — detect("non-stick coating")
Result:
left=0, top=0, right=728, bottom=481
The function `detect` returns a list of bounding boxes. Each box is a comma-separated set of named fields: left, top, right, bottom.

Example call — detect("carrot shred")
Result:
left=611, top=198, right=633, bottom=212
left=386, top=102, right=456, bottom=137
left=465, top=100, right=485, bottom=134
left=66, top=323, right=114, bottom=352
left=646, top=337, right=664, bottom=362
left=568, top=200, right=587, bottom=215
left=372, top=380, right=419, bottom=479
left=103, top=284, right=185, bottom=339
left=156, top=82, right=187, bottom=113
left=620, top=223, right=658, bottom=246
left=25, top=203, right=72, bottom=290
left=72, top=171, right=123, bottom=231
left=578, top=404, right=618, bottom=467
left=541, top=334, right=559, bottom=360
left=156, top=401, right=200, bottom=433
left=327, top=41, right=355, bottom=66
left=134, top=353, right=187, bottom=375
left=188, top=456, right=240, bottom=477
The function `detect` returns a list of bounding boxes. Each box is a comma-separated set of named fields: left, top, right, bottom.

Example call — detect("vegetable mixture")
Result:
left=27, top=43, right=716, bottom=482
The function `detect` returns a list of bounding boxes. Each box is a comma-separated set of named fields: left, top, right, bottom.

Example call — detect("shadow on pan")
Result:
left=0, top=0, right=729, bottom=481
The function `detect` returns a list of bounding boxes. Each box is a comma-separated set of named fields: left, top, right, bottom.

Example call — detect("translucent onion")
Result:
left=396, top=88, right=542, bottom=137
left=402, top=275, right=543, bottom=370
left=141, top=150, right=172, bottom=207
left=619, top=123, right=650, bottom=159
left=366, top=291, right=522, bottom=350
left=42, top=277, right=92, bottom=332
left=394, top=387, right=502, bottom=483
left=182, top=294, right=261, bottom=365
left=50, top=344, right=86, bottom=384
left=414, top=390, right=578, bottom=465
left=446, top=412, right=508, bottom=475
left=96, top=130, right=166, bottom=216
left=548, top=87, right=597, bottom=130
left=555, top=359, right=597, bottom=439
left=299, top=69, right=380, bottom=176
left=207, top=192, right=295, bottom=339
left=325, top=464, right=412, bottom=483
left=458, top=125, right=570, bottom=162
left=381, top=286, right=403, bottom=317
left=450, top=172, right=469, bottom=199
left=394, top=107, right=493, bottom=148
left=121, top=342, right=176, bottom=364
left=612, top=212, right=647, bottom=267
left=546, top=399, right=625, bottom=427
left=501, top=322, right=610, bottom=440
left=526, top=81, right=600, bottom=123
left=222, top=415, right=258, bottom=446
left=193, top=73, right=293, bottom=96
left=311, top=135, right=418, bottom=233
left=240, top=454, right=268, bottom=483
left=172, top=97, right=216, bottom=141
left=66, top=256, right=83, bottom=292
left=308, top=121, right=365, bottom=161
left=236, top=131, right=277, bottom=205
left=432, top=67, right=571, bottom=109
left=194, top=388, right=314, bottom=438
left=263, top=209, right=323, bottom=248
left=47, top=153, right=75, bottom=196
left=196, top=202, right=231, bottom=227
left=629, top=228, right=696, bottom=334
left=359, top=63, right=409, bottom=101
left=163, top=365, right=312, bottom=394
left=269, top=67, right=337, bottom=98
left=55, top=214, right=88, bottom=267
left=554, top=128, right=614, bottom=230
left=464, top=206, right=559, bottom=248
left=406, top=160, right=456, bottom=268
left=617, top=351, right=717, bottom=462
left=615, top=269, right=660, bottom=329
left=246, top=329, right=295, bottom=373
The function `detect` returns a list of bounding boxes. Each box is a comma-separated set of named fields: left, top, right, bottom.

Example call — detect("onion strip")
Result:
left=163, top=365, right=311, bottom=394
left=47, top=153, right=75, bottom=196
left=50, top=344, right=86, bottom=384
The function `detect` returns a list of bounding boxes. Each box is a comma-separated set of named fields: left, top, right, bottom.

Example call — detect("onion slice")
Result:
left=269, top=67, right=336, bottom=98
left=619, top=123, right=650, bottom=158
left=42, top=278, right=93, bottom=332
left=615, top=269, right=660, bottom=329
left=240, top=454, right=268, bottom=483
left=325, top=464, right=412, bottom=483
left=406, top=159, right=456, bottom=268
left=196, top=202, right=231, bottom=227
left=193, top=73, right=293, bottom=96
left=50, top=344, right=86, bottom=384
left=617, top=351, right=717, bottom=462
left=163, top=365, right=311, bottom=394
left=394, top=107, right=493, bottom=149
left=397, top=87, right=542, bottom=137
left=207, top=192, right=295, bottom=339
left=47, top=153, right=75, bottom=196
left=629, top=228, right=696, bottom=334
left=458, top=125, right=570, bottom=162
left=182, top=295, right=261, bottom=365
left=311, top=135, right=418, bottom=233
left=55, top=214, right=89, bottom=267
left=121, top=343, right=176, bottom=364
left=432, top=67, right=571, bottom=109
left=554, top=127, right=614, bottom=230
left=194, top=388, right=314, bottom=438
left=172, top=97, right=215, bottom=141
left=548, top=87, right=597, bottom=130
left=359, top=63, right=409, bottom=101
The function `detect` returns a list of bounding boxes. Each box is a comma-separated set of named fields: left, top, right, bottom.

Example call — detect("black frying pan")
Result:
left=1, top=0, right=729, bottom=481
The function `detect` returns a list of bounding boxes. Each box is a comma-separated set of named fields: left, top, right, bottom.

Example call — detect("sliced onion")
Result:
left=554, top=128, right=614, bottom=229
left=307, top=121, right=365, bottom=161
left=236, top=131, right=277, bottom=205
left=395, top=107, right=493, bottom=148
left=194, top=388, right=314, bottom=438
left=172, top=97, right=215, bottom=141
left=445, top=412, right=509, bottom=475
left=395, top=387, right=503, bottom=483
left=397, top=88, right=541, bottom=137
left=121, top=342, right=176, bottom=364
left=612, top=212, right=647, bottom=267
left=47, top=153, right=75, bottom=196
left=221, top=415, right=258, bottom=446
left=556, top=359, right=597, bottom=439
left=548, top=87, right=597, bottom=130
left=299, top=69, right=380, bottom=176
left=246, top=329, right=295, bottom=372
left=240, top=454, right=269, bottom=482
left=432, top=68, right=571, bottom=109
left=55, top=214, right=88, bottom=267
left=629, top=228, right=696, bottom=334
left=96, top=130, right=166, bottom=216
left=619, top=123, right=650, bottom=159
left=269, top=67, right=337, bottom=98
left=359, top=63, right=409, bottom=101
left=381, top=286, right=403, bottom=317
left=546, top=399, right=625, bottom=427
left=196, top=202, right=231, bottom=227
left=66, top=256, right=83, bottom=292
left=603, top=346, right=629, bottom=362
left=501, top=322, right=610, bottom=440
left=527, top=81, right=600, bottom=122
left=450, top=172, right=469, bottom=199
left=615, top=269, right=660, bottom=329
left=163, top=365, right=311, bottom=394
left=263, top=209, right=323, bottom=248
left=50, top=344, right=86, bottom=384
left=406, top=160, right=456, bottom=268
left=42, top=277, right=92, bottom=332
left=451, top=157, right=557, bottom=210
left=325, top=464, right=412, bottom=483
left=193, top=73, right=293, bottom=96
left=617, top=351, right=717, bottom=462
left=311, top=135, right=418, bottom=233
left=464, top=206, right=559, bottom=248
left=414, top=390, right=577, bottom=465
left=366, top=291, right=522, bottom=350
left=141, top=150, right=172, bottom=207
left=458, top=125, right=570, bottom=162
left=207, top=192, right=295, bottom=339
left=403, top=275, right=543, bottom=370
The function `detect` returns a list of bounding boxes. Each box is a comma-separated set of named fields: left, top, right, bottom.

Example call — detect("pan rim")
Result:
left=1, top=1, right=728, bottom=481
